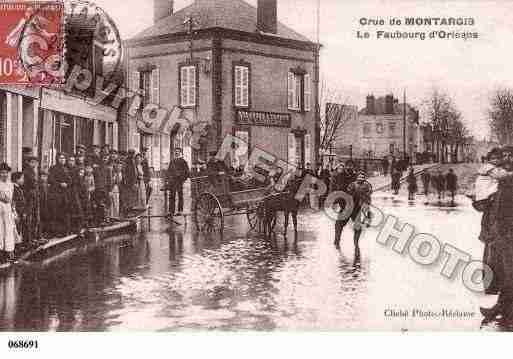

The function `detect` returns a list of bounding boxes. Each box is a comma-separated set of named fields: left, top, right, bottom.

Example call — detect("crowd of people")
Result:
left=0, top=144, right=153, bottom=263
left=389, top=164, right=459, bottom=203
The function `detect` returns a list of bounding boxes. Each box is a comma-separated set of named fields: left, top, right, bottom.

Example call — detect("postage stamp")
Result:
left=0, top=1, right=64, bottom=85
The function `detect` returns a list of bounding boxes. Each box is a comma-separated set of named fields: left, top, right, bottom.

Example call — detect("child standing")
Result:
left=0, top=163, right=21, bottom=262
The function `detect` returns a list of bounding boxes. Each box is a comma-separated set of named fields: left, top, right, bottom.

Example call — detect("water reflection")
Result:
left=0, top=214, right=371, bottom=331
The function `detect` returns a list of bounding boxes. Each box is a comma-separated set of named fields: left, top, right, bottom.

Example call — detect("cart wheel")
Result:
left=194, top=192, right=224, bottom=233
left=246, top=205, right=265, bottom=232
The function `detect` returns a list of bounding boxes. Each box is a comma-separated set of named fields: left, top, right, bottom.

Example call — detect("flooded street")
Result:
left=0, top=193, right=494, bottom=331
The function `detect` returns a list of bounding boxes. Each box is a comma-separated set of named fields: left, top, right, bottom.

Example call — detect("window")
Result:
left=376, top=123, right=384, bottom=134
left=288, top=71, right=311, bottom=112
left=389, top=122, right=396, bottom=136
left=141, top=71, right=151, bottom=106
left=304, top=74, right=311, bottom=111
left=363, top=123, right=371, bottom=137
left=234, top=65, right=249, bottom=107
left=180, top=65, right=197, bottom=107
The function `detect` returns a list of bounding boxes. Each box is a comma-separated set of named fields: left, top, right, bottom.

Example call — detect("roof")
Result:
left=358, top=96, right=417, bottom=119
left=130, top=0, right=312, bottom=43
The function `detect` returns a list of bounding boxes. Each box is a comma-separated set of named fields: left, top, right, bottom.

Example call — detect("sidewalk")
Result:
left=368, top=163, right=440, bottom=192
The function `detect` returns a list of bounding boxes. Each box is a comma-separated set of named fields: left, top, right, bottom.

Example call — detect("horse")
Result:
left=259, top=190, right=300, bottom=238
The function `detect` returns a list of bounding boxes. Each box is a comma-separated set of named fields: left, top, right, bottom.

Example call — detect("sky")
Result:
left=94, top=0, right=513, bottom=140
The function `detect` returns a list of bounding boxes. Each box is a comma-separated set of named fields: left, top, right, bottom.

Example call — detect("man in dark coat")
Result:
left=87, top=145, right=102, bottom=168
left=22, top=156, right=40, bottom=245
left=318, top=163, right=331, bottom=208
left=121, top=150, right=137, bottom=215
left=445, top=168, right=458, bottom=203
left=484, top=158, right=513, bottom=322
left=382, top=156, right=390, bottom=176
left=93, top=155, right=113, bottom=225
left=421, top=171, right=431, bottom=197
left=391, top=167, right=401, bottom=195
left=166, top=148, right=190, bottom=216
left=434, top=170, right=446, bottom=200
left=344, top=171, right=373, bottom=259
left=49, top=153, right=72, bottom=236
left=331, top=162, right=358, bottom=247
left=406, top=167, right=417, bottom=200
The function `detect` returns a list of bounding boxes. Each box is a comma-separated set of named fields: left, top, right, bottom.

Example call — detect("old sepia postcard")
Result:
left=1, top=0, right=513, bottom=354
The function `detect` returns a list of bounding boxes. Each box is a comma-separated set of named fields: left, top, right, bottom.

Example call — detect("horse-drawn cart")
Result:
left=191, top=173, right=282, bottom=233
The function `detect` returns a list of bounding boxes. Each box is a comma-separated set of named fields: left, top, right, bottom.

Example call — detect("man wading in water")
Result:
left=333, top=171, right=372, bottom=262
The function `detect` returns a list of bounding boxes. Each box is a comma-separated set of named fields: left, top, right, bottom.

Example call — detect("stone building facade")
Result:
left=124, top=0, right=320, bottom=171
left=336, top=94, right=422, bottom=159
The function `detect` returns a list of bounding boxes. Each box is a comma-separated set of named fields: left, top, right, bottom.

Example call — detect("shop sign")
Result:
left=236, top=110, right=291, bottom=128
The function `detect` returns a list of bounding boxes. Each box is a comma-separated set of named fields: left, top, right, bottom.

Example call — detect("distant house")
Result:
left=335, top=94, right=422, bottom=160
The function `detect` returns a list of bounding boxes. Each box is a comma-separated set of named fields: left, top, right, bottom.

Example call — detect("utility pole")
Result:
left=314, top=0, right=321, bottom=169
left=187, top=16, right=194, bottom=61
left=403, top=89, right=406, bottom=160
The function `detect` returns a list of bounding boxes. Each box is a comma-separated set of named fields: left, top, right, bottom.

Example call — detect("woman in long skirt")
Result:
left=110, top=161, right=123, bottom=219
left=0, top=163, right=21, bottom=262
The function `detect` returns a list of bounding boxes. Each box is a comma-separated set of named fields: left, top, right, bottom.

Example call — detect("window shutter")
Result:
left=131, top=71, right=140, bottom=92
left=288, top=133, right=296, bottom=170
left=151, top=67, right=159, bottom=104
left=235, top=66, right=242, bottom=106
left=180, top=67, right=188, bottom=106
left=287, top=72, right=294, bottom=109
left=241, top=67, right=249, bottom=106
left=305, top=134, right=311, bottom=165
left=188, top=66, right=196, bottom=106
left=304, top=74, right=311, bottom=111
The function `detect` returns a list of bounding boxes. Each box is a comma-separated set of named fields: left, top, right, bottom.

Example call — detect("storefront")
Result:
left=0, top=86, right=40, bottom=171
left=234, top=110, right=311, bottom=169
left=39, top=88, right=118, bottom=169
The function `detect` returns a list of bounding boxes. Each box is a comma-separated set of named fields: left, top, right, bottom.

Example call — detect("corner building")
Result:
left=125, top=0, right=320, bottom=171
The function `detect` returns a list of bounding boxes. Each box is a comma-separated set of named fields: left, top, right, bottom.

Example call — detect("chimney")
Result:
left=366, top=94, right=375, bottom=115
left=257, top=0, right=277, bottom=34
left=154, top=0, right=174, bottom=24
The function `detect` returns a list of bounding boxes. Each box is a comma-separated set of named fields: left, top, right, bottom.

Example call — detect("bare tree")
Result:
left=423, top=89, right=468, bottom=163
left=319, top=80, right=353, bottom=153
left=489, top=88, right=513, bottom=145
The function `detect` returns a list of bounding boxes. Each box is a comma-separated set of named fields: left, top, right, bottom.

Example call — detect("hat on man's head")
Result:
left=209, top=151, right=217, bottom=156
left=0, top=162, right=12, bottom=172
left=26, top=155, right=38, bottom=162
left=76, top=144, right=86, bottom=150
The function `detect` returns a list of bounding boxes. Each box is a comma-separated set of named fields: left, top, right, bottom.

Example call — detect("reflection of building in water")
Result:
left=0, top=269, right=20, bottom=330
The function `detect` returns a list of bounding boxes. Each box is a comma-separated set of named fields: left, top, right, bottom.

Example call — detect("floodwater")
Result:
left=0, top=193, right=503, bottom=331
